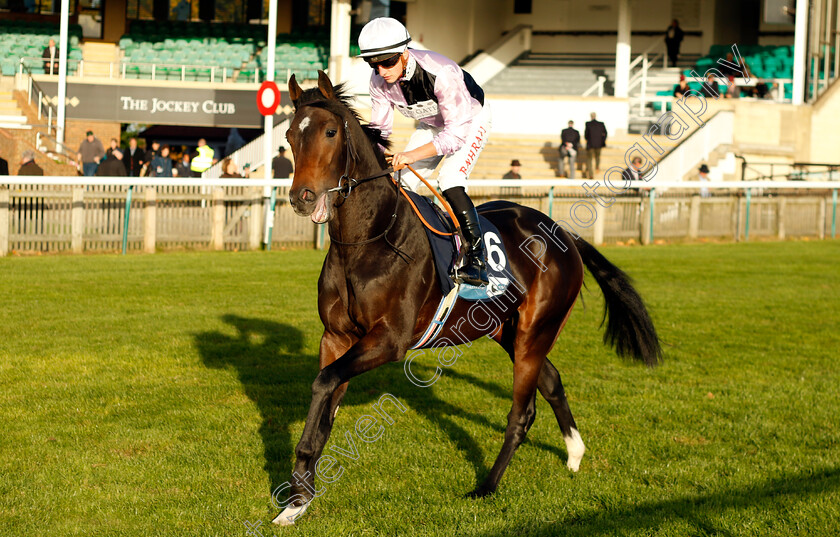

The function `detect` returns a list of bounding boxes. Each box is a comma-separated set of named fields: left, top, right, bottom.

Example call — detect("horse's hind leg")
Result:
left=469, top=347, right=544, bottom=498
left=493, top=322, right=585, bottom=472
left=538, top=359, right=585, bottom=472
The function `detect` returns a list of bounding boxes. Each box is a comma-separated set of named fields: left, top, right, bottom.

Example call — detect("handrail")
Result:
left=18, top=60, right=59, bottom=136
left=581, top=76, right=606, bottom=97
left=653, top=110, right=735, bottom=182
left=203, top=119, right=291, bottom=179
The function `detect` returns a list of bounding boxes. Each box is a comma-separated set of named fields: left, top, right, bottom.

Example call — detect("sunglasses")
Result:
left=366, top=53, right=402, bottom=70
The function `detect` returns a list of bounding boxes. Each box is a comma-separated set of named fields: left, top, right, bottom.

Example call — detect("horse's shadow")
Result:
left=195, top=315, right=566, bottom=496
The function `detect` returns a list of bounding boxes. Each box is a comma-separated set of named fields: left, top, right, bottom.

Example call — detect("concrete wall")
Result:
left=809, top=79, right=840, bottom=164
left=407, top=0, right=506, bottom=62
left=410, top=0, right=715, bottom=58
left=487, top=95, right=629, bottom=137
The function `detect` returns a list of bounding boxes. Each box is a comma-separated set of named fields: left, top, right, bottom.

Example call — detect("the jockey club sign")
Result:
left=38, top=81, right=291, bottom=128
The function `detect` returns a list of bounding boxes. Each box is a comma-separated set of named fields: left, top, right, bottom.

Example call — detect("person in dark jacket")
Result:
left=584, top=112, right=607, bottom=178
left=18, top=150, right=43, bottom=176
left=700, top=73, right=720, bottom=98
left=174, top=152, right=191, bottom=178
left=96, top=148, right=127, bottom=176
left=622, top=156, right=645, bottom=191
left=42, top=38, right=59, bottom=75
left=559, top=120, right=580, bottom=179
left=150, top=145, right=173, bottom=177
left=272, top=146, right=294, bottom=178
left=125, top=137, right=145, bottom=177
left=0, top=155, right=8, bottom=175
left=665, top=19, right=684, bottom=67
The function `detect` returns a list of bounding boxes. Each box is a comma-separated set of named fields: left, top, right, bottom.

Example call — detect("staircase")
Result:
left=485, top=51, right=702, bottom=101
left=0, top=79, right=30, bottom=131
left=81, top=42, right=119, bottom=78
left=388, top=120, right=681, bottom=180
left=484, top=52, right=616, bottom=96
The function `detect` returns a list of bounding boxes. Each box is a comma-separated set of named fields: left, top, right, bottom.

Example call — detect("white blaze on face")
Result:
left=298, top=116, right=310, bottom=133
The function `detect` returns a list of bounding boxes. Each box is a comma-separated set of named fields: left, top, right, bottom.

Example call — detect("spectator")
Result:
left=719, top=52, right=743, bottom=78
left=584, top=112, right=607, bottom=178
left=0, top=155, right=8, bottom=175
left=768, top=81, right=782, bottom=101
left=754, top=79, right=771, bottom=99
left=724, top=75, right=739, bottom=99
left=665, top=19, right=684, bottom=67
left=175, top=152, right=191, bottom=178
left=77, top=130, right=105, bottom=176
left=172, top=0, right=190, bottom=21
left=559, top=120, right=580, bottom=179
left=96, top=148, right=127, bottom=176
left=700, top=73, right=720, bottom=99
left=146, top=140, right=160, bottom=163
left=220, top=158, right=244, bottom=178
left=106, top=137, right=119, bottom=157
left=502, top=159, right=521, bottom=179
left=698, top=164, right=711, bottom=198
left=42, top=38, right=59, bottom=75
left=17, top=150, right=43, bottom=176
left=272, top=146, right=294, bottom=178
left=125, top=137, right=145, bottom=177
left=190, top=138, right=215, bottom=177
left=622, top=156, right=645, bottom=189
left=151, top=144, right=173, bottom=177
left=673, top=74, right=690, bottom=98
left=225, top=127, right=246, bottom=156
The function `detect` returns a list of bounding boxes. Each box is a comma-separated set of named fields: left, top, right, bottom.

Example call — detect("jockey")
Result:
left=358, top=17, right=491, bottom=287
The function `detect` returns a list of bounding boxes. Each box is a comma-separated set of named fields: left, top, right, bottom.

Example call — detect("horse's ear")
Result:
left=317, top=70, right=335, bottom=100
left=288, top=74, right=302, bottom=108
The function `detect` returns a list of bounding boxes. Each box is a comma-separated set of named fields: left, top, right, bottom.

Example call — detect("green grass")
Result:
left=1, top=241, right=839, bottom=537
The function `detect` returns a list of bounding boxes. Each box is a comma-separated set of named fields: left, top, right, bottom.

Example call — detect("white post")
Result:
left=56, top=0, right=70, bottom=144
left=262, top=0, right=278, bottom=247
left=329, top=0, right=352, bottom=82
left=792, top=0, right=809, bottom=104
left=614, top=0, right=631, bottom=98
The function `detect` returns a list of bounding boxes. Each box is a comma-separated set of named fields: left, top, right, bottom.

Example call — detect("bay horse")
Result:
left=274, top=72, right=661, bottom=525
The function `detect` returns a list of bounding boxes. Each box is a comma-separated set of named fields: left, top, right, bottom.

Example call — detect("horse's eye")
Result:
left=326, top=129, right=337, bottom=138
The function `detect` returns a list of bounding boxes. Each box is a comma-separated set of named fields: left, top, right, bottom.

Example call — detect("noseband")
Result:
left=325, top=120, right=393, bottom=199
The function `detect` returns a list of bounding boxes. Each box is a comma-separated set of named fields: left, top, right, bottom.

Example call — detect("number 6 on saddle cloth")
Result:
left=405, top=190, right=513, bottom=350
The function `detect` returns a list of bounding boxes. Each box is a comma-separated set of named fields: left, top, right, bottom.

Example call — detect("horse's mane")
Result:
left=296, top=83, right=391, bottom=161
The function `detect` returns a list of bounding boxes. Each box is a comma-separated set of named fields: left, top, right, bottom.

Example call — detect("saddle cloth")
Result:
left=406, top=192, right=515, bottom=350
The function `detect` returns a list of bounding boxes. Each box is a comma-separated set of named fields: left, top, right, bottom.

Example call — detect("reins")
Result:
left=308, top=113, right=461, bottom=254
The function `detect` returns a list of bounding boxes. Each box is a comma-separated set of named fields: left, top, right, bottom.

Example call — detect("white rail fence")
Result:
left=654, top=110, right=735, bottom=183
left=0, top=178, right=837, bottom=255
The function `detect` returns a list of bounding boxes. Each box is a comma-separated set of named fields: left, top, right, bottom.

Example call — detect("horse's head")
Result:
left=286, top=71, right=353, bottom=224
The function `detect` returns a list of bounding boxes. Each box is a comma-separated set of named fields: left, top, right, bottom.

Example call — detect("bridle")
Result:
left=297, top=109, right=409, bottom=258
left=325, top=120, right=393, bottom=199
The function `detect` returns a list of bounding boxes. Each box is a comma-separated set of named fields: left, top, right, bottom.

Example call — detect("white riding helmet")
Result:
left=358, top=17, right=411, bottom=63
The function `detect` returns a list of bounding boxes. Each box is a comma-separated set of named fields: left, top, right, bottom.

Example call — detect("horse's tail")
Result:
left=574, top=236, right=662, bottom=366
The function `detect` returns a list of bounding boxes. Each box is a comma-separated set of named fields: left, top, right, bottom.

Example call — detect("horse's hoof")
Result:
left=271, top=500, right=311, bottom=526
left=465, top=486, right=494, bottom=499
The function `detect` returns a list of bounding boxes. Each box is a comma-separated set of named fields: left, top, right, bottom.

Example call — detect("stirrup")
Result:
left=456, top=255, right=489, bottom=287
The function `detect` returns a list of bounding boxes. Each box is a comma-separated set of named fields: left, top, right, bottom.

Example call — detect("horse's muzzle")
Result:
left=290, top=188, right=331, bottom=224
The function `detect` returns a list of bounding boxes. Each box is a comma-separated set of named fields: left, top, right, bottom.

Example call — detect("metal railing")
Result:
left=18, top=56, right=300, bottom=84
left=581, top=76, right=606, bottom=97
left=654, top=110, right=735, bottom=182
left=0, top=178, right=837, bottom=255
left=203, top=120, right=291, bottom=179
left=20, top=62, right=59, bottom=136
left=627, top=40, right=667, bottom=111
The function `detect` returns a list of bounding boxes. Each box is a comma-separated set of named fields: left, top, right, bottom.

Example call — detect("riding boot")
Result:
left=443, top=186, right=489, bottom=286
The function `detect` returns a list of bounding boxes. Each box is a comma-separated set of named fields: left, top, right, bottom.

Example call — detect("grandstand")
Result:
left=0, top=0, right=837, bottom=189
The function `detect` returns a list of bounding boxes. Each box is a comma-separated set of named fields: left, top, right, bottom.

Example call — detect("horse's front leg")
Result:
left=273, top=326, right=405, bottom=525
